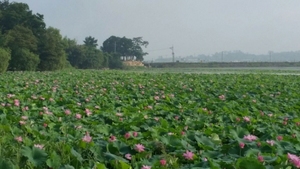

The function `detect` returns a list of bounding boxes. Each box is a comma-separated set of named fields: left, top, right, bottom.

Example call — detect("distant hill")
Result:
left=153, top=50, right=300, bottom=63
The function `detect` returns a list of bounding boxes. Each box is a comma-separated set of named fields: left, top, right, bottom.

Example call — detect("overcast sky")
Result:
left=13, top=0, right=300, bottom=60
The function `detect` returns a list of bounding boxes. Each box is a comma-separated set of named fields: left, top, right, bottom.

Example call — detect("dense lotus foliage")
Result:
left=1, top=70, right=300, bottom=169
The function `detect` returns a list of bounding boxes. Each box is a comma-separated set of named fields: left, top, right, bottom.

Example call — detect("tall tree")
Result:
left=84, top=36, right=98, bottom=48
left=0, top=47, right=10, bottom=73
left=38, top=27, right=68, bottom=71
left=101, top=36, right=149, bottom=61
left=11, top=48, right=39, bottom=71
left=66, top=45, right=86, bottom=68
left=0, top=1, right=45, bottom=35
left=131, top=37, right=149, bottom=61
left=80, top=47, right=104, bottom=69
left=6, top=25, right=37, bottom=52
left=5, top=25, right=39, bottom=70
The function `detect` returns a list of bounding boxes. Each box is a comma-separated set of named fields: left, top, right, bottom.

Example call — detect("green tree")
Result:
left=80, top=47, right=104, bottom=69
left=10, top=48, right=39, bottom=71
left=62, top=37, right=85, bottom=68
left=131, top=37, right=149, bottom=61
left=38, top=27, right=68, bottom=71
left=0, top=1, right=45, bottom=36
left=0, top=47, right=11, bottom=73
left=106, top=53, right=123, bottom=69
left=5, top=25, right=39, bottom=70
left=6, top=25, right=37, bottom=52
left=79, top=36, right=105, bottom=69
left=67, top=45, right=86, bottom=68
left=101, top=36, right=149, bottom=61
left=84, top=36, right=98, bottom=48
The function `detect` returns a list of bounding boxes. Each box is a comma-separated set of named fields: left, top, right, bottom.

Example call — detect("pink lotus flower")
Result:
left=287, top=153, right=300, bottom=168
left=21, top=116, right=28, bottom=120
left=277, top=136, right=283, bottom=141
left=141, top=165, right=151, bottom=169
left=154, top=96, right=159, bottom=100
left=134, top=144, right=145, bottom=152
left=160, top=159, right=167, bottom=166
left=183, top=150, right=194, bottom=160
left=124, top=132, right=130, bottom=139
left=219, top=95, right=225, bottom=100
left=258, top=154, right=264, bottom=162
left=154, top=117, right=159, bottom=121
left=7, top=94, right=14, bottom=98
left=266, top=140, right=275, bottom=146
left=184, top=126, right=188, bottom=130
left=76, top=114, right=82, bottom=119
left=85, top=109, right=92, bottom=116
left=65, top=109, right=71, bottom=115
left=19, top=121, right=26, bottom=125
left=34, top=144, right=44, bottom=149
left=109, top=135, right=117, bottom=142
left=116, top=113, right=123, bottom=117
left=82, top=132, right=92, bottom=143
left=133, top=132, right=138, bottom=137
left=243, top=134, right=257, bottom=141
left=243, top=116, right=250, bottom=122
left=22, top=106, right=29, bottom=111
left=15, top=136, right=23, bottom=142
left=125, top=153, right=131, bottom=160
left=14, top=99, right=20, bottom=106
left=257, top=142, right=261, bottom=147
left=239, top=142, right=245, bottom=149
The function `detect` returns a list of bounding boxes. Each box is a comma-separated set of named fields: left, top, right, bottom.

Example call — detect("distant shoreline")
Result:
left=143, top=62, right=300, bottom=68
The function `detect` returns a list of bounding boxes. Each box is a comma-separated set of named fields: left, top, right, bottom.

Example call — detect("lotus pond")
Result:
left=1, top=70, right=300, bottom=169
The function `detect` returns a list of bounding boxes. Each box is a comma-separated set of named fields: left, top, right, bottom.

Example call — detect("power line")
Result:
left=145, top=47, right=171, bottom=52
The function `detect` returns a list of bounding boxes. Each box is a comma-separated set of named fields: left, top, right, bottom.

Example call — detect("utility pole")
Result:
left=222, top=51, right=224, bottom=62
left=170, top=45, right=175, bottom=62
left=269, top=51, right=272, bottom=62
left=114, top=41, right=116, bottom=53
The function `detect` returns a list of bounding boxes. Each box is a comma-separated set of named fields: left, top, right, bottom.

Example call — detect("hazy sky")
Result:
left=13, top=0, right=300, bottom=60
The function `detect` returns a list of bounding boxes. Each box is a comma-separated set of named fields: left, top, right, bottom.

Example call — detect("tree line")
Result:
left=0, top=0, right=148, bottom=73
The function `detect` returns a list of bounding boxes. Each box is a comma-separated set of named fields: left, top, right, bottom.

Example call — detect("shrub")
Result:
left=0, top=48, right=11, bottom=73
